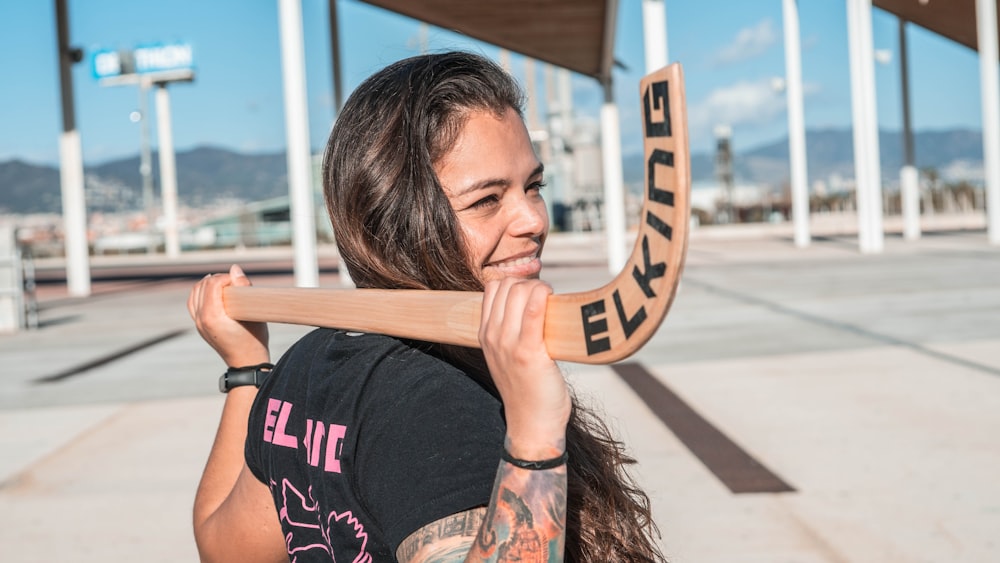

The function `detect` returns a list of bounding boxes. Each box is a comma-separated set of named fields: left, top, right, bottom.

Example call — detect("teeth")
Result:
left=495, top=255, right=535, bottom=268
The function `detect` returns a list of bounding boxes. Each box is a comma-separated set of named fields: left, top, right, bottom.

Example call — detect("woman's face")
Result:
left=436, top=107, right=549, bottom=283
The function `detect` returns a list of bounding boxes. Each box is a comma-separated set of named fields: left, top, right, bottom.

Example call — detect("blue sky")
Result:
left=0, top=0, right=986, bottom=166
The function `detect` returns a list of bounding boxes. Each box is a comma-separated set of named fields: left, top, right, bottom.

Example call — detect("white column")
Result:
left=139, top=82, right=157, bottom=253
left=859, top=0, right=884, bottom=252
left=55, top=0, right=90, bottom=297
left=642, top=0, right=668, bottom=72
left=601, top=101, right=627, bottom=273
left=59, top=130, right=91, bottom=296
left=978, top=0, right=1000, bottom=245
left=155, top=85, right=181, bottom=258
left=901, top=165, right=920, bottom=239
left=899, top=19, right=921, bottom=240
left=782, top=0, right=810, bottom=248
left=548, top=67, right=575, bottom=225
left=0, top=226, right=21, bottom=332
left=525, top=58, right=540, bottom=133
left=846, top=0, right=869, bottom=250
left=846, top=0, right=884, bottom=253
left=278, top=0, right=319, bottom=287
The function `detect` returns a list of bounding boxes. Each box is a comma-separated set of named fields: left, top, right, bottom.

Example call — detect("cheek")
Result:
left=458, top=219, right=501, bottom=265
left=464, top=229, right=494, bottom=265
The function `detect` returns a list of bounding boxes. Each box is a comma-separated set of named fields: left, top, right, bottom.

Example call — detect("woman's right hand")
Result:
left=187, top=264, right=270, bottom=368
left=479, top=278, right=571, bottom=461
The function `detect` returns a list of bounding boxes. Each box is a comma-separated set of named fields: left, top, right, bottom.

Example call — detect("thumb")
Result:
left=229, top=264, right=252, bottom=287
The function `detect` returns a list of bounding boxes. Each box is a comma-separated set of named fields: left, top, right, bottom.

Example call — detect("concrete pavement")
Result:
left=1, top=226, right=997, bottom=562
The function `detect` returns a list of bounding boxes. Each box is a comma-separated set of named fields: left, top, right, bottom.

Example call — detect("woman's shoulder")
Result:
left=278, top=328, right=488, bottom=398
left=269, top=329, right=501, bottom=440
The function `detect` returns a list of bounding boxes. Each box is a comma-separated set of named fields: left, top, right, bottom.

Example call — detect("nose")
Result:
left=508, top=192, right=548, bottom=238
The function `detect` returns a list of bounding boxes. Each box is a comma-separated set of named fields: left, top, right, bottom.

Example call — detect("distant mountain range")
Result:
left=0, top=146, right=290, bottom=215
left=0, top=129, right=985, bottom=215
left=624, top=127, right=984, bottom=190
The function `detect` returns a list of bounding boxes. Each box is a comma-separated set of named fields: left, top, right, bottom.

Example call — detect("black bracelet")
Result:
left=501, top=448, right=568, bottom=470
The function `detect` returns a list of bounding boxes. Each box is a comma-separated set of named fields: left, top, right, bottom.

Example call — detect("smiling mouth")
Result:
left=484, top=252, right=543, bottom=278
left=493, top=255, right=537, bottom=268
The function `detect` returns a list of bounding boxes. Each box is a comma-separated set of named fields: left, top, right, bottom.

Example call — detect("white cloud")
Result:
left=690, top=79, right=786, bottom=132
left=713, top=19, right=777, bottom=66
left=687, top=78, right=822, bottom=150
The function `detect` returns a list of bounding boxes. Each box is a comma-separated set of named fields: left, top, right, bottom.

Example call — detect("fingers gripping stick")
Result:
left=224, top=64, right=690, bottom=365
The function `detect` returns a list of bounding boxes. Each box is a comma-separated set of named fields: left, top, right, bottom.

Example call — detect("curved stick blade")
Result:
left=545, top=63, right=689, bottom=364
left=223, top=64, right=690, bottom=365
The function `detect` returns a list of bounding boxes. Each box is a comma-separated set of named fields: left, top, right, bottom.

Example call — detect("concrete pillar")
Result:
left=846, top=0, right=884, bottom=253
left=601, top=87, right=627, bottom=273
left=642, top=0, right=668, bottom=72
left=901, top=166, right=920, bottom=239
left=782, top=0, right=811, bottom=248
left=898, top=19, right=921, bottom=240
left=0, top=226, right=22, bottom=333
left=278, top=0, right=319, bottom=287
left=55, top=0, right=90, bottom=296
left=59, top=131, right=91, bottom=294
left=977, top=0, right=1000, bottom=245
left=155, top=84, right=181, bottom=258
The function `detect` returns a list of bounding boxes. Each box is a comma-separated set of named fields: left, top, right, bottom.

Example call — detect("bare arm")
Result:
left=397, top=459, right=567, bottom=562
left=188, top=265, right=287, bottom=562
left=398, top=278, right=570, bottom=562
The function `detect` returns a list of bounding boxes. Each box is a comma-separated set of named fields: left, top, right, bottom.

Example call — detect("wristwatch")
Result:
left=219, top=363, right=274, bottom=393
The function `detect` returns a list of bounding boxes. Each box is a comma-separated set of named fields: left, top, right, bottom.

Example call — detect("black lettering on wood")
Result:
left=632, top=235, right=667, bottom=298
left=646, top=210, right=673, bottom=242
left=643, top=81, right=671, bottom=138
left=581, top=300, right=611, bottom=355
left=647, top=149, right=675, bottom=206
left=613, top=289, right=647, bottom=340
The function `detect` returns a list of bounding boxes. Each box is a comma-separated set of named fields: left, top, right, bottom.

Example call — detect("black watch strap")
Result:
left=219, top=363, right=274, bottom=393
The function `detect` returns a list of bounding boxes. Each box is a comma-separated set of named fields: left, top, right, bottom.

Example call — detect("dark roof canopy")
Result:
left=360, top=0, right=617, bottom=82
left=874, top=0, right=999, bottom=55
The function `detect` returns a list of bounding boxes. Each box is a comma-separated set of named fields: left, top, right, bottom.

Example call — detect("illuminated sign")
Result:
left=92, top=42, right=194, bottom=81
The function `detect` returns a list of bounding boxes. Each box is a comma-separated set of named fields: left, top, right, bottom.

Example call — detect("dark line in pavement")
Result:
left=684, top=277, right=1000, bottom=378
left=34, top=328, right=190, bottom=384
left=612, top=362, right=796, bottom=495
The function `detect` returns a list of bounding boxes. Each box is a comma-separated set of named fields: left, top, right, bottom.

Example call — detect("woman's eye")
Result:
left=528, top=181, right=547, bottom=194
left=470, top=195, right=500, bottom=209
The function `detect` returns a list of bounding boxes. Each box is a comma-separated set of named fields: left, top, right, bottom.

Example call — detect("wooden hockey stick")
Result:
left=225, top=63, right=689, bottom=365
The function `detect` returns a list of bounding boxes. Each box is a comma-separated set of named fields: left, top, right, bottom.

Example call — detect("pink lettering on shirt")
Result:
left=263, top=398, right=281, bottom=442
left=272, top=400, right=299, bottom=448
left=305, top=419, right=326, bottom=467
left=325, top=424, right=347, bottom=473
left=264, top=399, right=299, bottom=449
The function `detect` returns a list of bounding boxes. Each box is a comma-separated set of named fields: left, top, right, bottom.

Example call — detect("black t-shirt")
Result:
left=245, top=329, right=506, bottom=561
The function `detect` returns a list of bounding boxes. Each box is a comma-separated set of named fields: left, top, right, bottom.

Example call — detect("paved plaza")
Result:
left=0, top=224, right=997, bottom=562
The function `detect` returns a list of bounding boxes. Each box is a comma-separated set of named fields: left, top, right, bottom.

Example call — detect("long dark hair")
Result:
left=322, top=51, right=664, bottom=562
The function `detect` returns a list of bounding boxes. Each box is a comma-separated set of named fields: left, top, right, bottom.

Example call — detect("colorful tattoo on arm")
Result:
left=397, top=456, right=568, bottom=562
left=472, top=459, right=568, bottom=562
left=397, top=509, right=484, bottom=562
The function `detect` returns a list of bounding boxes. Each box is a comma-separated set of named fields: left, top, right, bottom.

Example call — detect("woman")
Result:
left=189, top=51, right=664, bottom=562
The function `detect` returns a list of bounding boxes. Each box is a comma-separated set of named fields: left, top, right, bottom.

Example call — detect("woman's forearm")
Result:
left=466, top=457, right=567, bottom=561
left=192, top=387, right=258, bottom=531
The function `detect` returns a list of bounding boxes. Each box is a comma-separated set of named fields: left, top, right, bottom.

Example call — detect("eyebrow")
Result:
left=454, top=163, right=545, bottom=197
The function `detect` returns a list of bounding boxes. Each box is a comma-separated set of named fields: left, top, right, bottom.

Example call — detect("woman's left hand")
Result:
left=187, top=264, right=270, bottom=368
left=479, top=278, right=571, bottom=460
